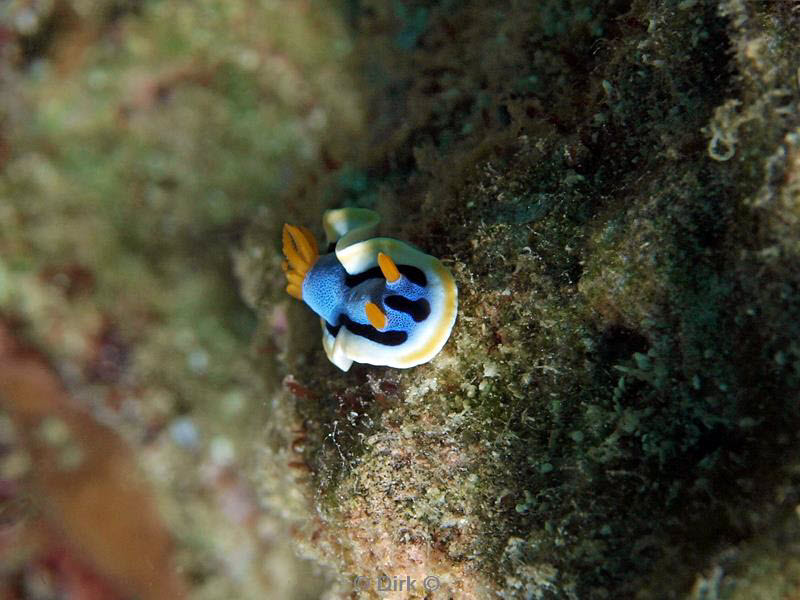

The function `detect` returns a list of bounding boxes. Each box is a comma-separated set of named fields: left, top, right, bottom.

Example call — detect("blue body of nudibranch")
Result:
left=282, top=208, right=457, bottom=371
left=303, top=253, right=432, bottom=346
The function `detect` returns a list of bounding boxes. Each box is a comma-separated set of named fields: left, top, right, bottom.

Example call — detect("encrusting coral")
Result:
left=241, top=1, right=800, bottom=598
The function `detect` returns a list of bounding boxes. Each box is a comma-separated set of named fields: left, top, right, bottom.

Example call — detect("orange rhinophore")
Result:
left=281, top=224, right=319, bottom=300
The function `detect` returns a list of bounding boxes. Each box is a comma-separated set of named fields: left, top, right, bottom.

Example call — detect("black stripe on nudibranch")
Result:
left=336, top=315, right=408, bottom=346
left=399, top=265, right=427, bottom=287
left=384, top=295, right=431, bottom=322
left=326, top=315, right=406, bottom=345
left=344, top=264, right=427, bottom=288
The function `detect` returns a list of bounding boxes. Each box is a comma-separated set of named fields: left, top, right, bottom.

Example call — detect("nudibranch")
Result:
left=281, top=208, right=457, bottom=371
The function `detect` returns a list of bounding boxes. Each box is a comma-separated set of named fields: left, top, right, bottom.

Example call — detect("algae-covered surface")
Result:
left=2, top=1, right=800, bottom=598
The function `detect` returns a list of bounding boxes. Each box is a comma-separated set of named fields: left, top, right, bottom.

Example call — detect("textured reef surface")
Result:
left=2, top=0, right=800, bottom=598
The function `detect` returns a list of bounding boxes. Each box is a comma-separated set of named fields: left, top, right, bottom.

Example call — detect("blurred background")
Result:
left=0, top=1, right=362, bottom=598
